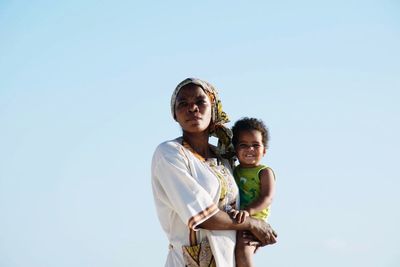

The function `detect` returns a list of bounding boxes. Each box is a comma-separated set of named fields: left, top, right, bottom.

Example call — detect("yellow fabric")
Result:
left=182, top=238, right=217, bottom=267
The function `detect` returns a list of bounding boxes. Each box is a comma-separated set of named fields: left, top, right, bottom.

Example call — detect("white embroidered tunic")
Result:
left=151, top=138, right=239, bottom=267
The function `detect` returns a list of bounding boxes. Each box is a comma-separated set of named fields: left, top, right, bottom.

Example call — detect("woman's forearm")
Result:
left=198, top=210, right=277, bottom=246
left=198, top=210, right=253, bottom=231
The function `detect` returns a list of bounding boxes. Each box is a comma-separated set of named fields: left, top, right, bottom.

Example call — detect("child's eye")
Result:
left=238, top=144, right=249, bottom=149
left=238, top=143, right=262, bottom=149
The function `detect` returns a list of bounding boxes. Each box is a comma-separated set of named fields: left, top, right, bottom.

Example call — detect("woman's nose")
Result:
left=188, top=103, right=199, bottom=112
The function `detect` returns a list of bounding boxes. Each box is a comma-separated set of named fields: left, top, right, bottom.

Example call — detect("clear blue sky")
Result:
left=1, top=1, right=399, bottom=266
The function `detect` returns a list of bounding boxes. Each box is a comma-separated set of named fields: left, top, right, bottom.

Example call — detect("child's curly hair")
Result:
left=232, top=117, right=270, bottom=148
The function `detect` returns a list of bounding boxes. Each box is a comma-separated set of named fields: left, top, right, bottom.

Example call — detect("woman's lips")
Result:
left=187, top=116, right=201, bottom=121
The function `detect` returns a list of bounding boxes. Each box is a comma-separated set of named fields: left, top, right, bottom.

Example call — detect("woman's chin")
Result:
left=183, top=127, right=209, bottom=134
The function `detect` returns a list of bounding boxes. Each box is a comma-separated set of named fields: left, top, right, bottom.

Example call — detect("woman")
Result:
left=151, top=78, right=277, bottom=266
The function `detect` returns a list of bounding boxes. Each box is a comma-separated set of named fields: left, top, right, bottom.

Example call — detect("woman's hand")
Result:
left=198, top=210, right=277, bottom=246
left=248, top=218, right=277, bottom=246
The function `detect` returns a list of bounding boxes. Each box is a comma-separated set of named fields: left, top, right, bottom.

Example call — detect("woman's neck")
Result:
left=182, top=131, right=212, bottom=158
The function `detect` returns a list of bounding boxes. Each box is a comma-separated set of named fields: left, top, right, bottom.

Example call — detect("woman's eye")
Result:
left=177, top=102, right=188, bottom=108
left=253, top=144, right=261, bottom=148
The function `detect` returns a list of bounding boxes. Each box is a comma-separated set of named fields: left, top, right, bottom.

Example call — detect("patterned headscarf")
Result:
left=171, top=78, right=234, bottom=158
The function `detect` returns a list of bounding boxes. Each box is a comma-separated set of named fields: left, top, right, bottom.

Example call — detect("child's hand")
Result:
left=228, top=209, right=250, bottom=224
left=236, top=210, right=250, bottom=224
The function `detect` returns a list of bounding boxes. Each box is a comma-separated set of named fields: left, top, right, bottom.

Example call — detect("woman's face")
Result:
left=174, top=84, right=212, bottom=134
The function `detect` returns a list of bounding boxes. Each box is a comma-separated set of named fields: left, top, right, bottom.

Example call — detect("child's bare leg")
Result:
left=236, top=230, right=256, bottom=267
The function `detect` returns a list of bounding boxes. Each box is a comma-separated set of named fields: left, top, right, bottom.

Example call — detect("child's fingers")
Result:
left=239, top=210, right=249, bottom=224
left=238, top=212, right=243, bottom=223
left=242, top=231, right=262, bottom=247
left=242, top=231, right=262, bottom=246
left=239, top=212, right=246, bottom=223
left=232, top=210, right=239, bottom=219
left=248, top=241, right=262, bottom=247
left=229, top=209, right=241, bottom=223
left=228, top=209, right=238, bottom=217
left=244, top=210, right=250, bottom=217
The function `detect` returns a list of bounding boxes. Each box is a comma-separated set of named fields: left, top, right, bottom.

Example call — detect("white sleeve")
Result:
left=151, top=143, right=218, bottom=230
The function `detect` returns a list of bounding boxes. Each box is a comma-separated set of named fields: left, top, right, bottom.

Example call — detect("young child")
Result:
left=230, top=117, right=276, bottom=267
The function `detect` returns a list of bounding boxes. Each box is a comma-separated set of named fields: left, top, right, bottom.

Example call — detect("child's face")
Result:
left=235, top=130, right=266, bottom=167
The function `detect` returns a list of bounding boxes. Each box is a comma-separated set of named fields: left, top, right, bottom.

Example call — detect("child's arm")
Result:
left=245, top=167, right=276, bottom=216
